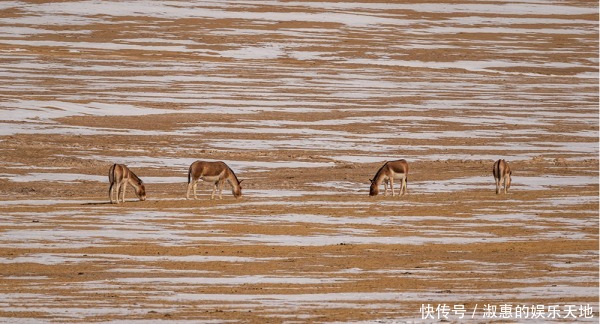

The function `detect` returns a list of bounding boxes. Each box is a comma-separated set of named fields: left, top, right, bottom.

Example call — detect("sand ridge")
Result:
left=0, top=0, right=598, bottom=322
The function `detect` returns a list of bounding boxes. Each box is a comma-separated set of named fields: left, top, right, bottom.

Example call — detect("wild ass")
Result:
left=493, top=159, right=512, bottom=194
left=108, top=164, right=146, bottom=204
left=187, top=161, right=242, bottom=200
left=369, top=159, right=409, bottom=197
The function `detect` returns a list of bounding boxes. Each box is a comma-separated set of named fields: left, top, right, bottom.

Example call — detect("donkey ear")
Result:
left=239, top=180, right=244, bottom=184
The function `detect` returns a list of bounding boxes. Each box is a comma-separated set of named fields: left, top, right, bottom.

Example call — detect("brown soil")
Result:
left=0, top=1, right=598, bottom=322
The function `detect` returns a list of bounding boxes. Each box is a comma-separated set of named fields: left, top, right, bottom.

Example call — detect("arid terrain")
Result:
left=0, top=1, right=598, bottom=322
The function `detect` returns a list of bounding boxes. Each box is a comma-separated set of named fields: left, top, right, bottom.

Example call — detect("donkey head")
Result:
left=136, top=181, right=147, bottom=201
left=369, top=179, right=378, bottom=196
left=232, top=179, right=243, bottom=198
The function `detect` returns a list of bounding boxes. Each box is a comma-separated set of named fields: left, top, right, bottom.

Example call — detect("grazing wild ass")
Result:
left=108, top=164, right=146, bottom=204
left=187, top=161, right=242, bottom=200
left=493, top=159, right=512, bottom=194
left=369, top=159, right=409, bottom=197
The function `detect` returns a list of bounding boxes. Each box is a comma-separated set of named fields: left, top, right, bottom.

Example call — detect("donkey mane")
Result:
left=129, top=169, right=143, bottom=184
left=372, top=161, right=389, bottom=181
left=227, top=165, right=241, bottom=185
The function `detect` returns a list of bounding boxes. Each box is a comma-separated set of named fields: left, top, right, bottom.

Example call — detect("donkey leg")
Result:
left=186, top=180, right=196, bottom=200
left=109, top=183, right=115, bottom=204
left=495, top=179, right=501, bottom=194
left=193, top=181, right=199, bottom=200
left=400, top=178, right=406, bottom=196
left=210, top=182, right=217, bottom=200
left=218, top=181, right=224, bottom=200
left=383, top=180, right=388, bottom=196
left=115, top=182, right=120, bottom=203
left=112, top=183, right=119, bottom=203
left=389, top=178, right=395, bottom=196
left=121, top=181, right=128, bottom=203
left=115, top=181, right=122, bottom=203
left=113, top=183, right=120, bottom=203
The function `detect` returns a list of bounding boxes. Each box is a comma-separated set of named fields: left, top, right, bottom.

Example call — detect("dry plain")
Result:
left=0, top=1, right=598, bottom=322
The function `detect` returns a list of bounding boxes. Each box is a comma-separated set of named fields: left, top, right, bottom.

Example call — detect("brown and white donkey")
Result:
left=108, top=164, right=146, bottom=204
left=187, top=161, right=242, bottom=200
left=493, top=159, right=512, bottom=194
left=369, top=159, right=409, bottom=197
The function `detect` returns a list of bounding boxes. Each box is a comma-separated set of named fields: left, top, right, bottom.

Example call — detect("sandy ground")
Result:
left=0, top=1, right=598, bottom=322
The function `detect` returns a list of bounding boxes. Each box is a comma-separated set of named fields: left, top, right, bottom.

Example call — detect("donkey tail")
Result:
left=187, top=163, right=193, bottom=184
left=109, top=163, right=116, bottom=184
